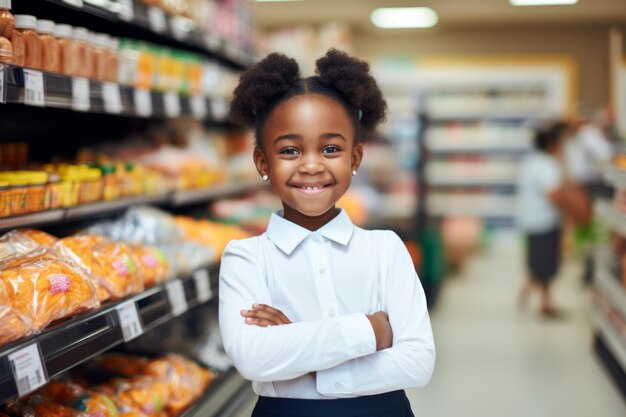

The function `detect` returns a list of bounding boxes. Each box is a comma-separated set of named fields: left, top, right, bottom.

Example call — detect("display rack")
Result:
left=0, top=263, right=219, bottom=404
left=17, top=0, right=253, bottom=69
left=0, top=65, right=229, bottom=121
left=0, top=179, right=263, bottom=232
left=593, top=166, right=626, bottom=399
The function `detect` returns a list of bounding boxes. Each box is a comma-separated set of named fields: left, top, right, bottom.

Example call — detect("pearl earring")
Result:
left=262, top=174, right=269, bottom=181
left=352, top=170, right=357, bottom=176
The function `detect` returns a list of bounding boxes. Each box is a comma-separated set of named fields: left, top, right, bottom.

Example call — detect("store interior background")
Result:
left=1, top=0, right=626, bottom=416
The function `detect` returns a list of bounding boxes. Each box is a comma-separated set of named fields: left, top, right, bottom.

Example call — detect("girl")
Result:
left=219, top=49, right=435, bottom=417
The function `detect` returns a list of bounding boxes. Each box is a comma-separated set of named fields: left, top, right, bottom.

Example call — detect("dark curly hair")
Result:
left=229, top=49, right=387, bottom=147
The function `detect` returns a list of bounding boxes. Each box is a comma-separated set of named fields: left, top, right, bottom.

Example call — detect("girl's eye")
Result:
left=322, top=146, right=341, bottom=154
left=279, top=147, right=300, bottom=155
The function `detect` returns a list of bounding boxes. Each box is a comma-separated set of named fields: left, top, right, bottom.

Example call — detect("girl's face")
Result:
left=254, top=94, right=363, bottom=230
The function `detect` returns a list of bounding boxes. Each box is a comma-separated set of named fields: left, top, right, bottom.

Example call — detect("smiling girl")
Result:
left=218, top=50, right=435, bottom=417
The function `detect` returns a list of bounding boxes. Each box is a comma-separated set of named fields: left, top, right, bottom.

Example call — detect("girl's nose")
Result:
left=298, top=154, right=325, bottom=175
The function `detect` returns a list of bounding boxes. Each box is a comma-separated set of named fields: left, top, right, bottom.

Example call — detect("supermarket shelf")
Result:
left=32, top=0, right=252, bottom=69
left=1, top=65, right=225, bottom=121
left=604, top=166, right=626, bottom=189
left=0, top=263, right=220, bottom=403
left=0, top=181, right=263, bottom=232
left=172, top=179, right=265, bottom=206
left=426, top=144, right=530, bottom=154
left=427, top=178, right=517, bottom=187
left=427, top=112, right=544, bottom=121
left=182, top=369, right=252, bottom=417
left=595, top=199, right=626, bottom=237
left=592, top=306, right=626, bottom=374
left=594, top=249, right=626, bottom=321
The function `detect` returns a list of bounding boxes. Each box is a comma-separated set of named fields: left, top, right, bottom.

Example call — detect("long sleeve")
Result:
left=316, top=232, right=435, bottom=397
left=218, top=239, right=377, bottom=383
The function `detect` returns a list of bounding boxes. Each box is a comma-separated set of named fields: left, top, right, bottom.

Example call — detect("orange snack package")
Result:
left=55, top=235, right=144, bottom=302
left=104, top=377, right=168, bottom=417
left=130, top=245, right=170, bottom=288
left=96, top=353, right=149, bottom=377
left=0, top=281, right=31, bottom=346
left=0, top=252, right=99, bottom=331
left=143, top=354, right=212, bottom=415
left=69, top=391, right=120, bottom=417
left=22, top=397, right=89, bottom=417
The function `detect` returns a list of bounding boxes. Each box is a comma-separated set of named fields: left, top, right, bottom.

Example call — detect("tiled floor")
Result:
left=233, top=232, right=626, bottom=416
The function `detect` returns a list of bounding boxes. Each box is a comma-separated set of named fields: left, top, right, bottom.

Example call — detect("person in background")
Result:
left=517, top=121, right=569, bottom=317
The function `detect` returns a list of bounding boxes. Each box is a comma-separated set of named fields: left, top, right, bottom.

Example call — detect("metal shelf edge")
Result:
left=592, top=307, right=626, bottom=373
left=594, top=252, right=626, bottom=322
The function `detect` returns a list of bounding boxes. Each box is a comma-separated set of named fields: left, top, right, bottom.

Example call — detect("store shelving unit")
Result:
left=0, top=262, right=219, bottom=404
left=0, top=0, right=257, bottom=414
left=593, top=166, right=626, bottom=399
left=0, top=179, right=263, bottom=232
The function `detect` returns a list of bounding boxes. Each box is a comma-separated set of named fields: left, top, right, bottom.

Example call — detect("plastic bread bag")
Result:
left=102, top=377, right=168, bottom=417
left=54, top=235, right=144, bottom=302
left=174, top=216, right=251, bottom=259
left=0, top=230, right=41, bottom=262
left=0, top=252, right=99, bottom=331
left=15, top=229, right=58, bottom=248
left=86, top=206, right=183, bottom=246
left=158, top=242, right=214, bottom=277
left=0, top=279, right=32, bottom=347
left=93, top=353, right=149, bottom=378
left=130, top=245, right=171, bottom=288
left=143, top=354, right=212, bottom=415
left=21, top=396, right=89, bottom=417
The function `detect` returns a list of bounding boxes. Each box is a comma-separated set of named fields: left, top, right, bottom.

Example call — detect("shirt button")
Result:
left=328, top=308, right=336, bottom=317
left=335, top=382, right=342, bottom=389
left=319, top=267, right=326, bottom=274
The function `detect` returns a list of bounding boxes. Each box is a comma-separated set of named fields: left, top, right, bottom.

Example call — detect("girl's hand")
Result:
left=241, top=304, right=292, bottom=327
left=367, top=311, right=393, bottom=351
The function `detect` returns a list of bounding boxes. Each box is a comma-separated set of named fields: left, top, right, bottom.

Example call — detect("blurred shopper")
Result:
left=517, top=121, right=590, bottom=316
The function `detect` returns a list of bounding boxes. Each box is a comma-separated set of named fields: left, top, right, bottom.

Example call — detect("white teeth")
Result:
left=301, top=186, right=321, bottom=190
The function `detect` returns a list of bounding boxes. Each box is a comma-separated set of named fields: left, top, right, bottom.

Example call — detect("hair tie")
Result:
left=358, top=109, right=363, bottom=120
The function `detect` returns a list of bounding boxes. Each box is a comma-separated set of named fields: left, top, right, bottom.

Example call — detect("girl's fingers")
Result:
left=244, top=317, right=275, bottom=327
left=241, top=309, right=285, bottom=325
left=251, top=304, right=292, bottom=324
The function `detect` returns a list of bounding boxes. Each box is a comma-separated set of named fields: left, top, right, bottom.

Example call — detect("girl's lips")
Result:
left=291, top=184, right=332, bottom=195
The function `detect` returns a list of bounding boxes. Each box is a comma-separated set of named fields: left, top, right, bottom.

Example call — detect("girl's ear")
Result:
left=351, top=143, right=364, bottom=173
left=253, top=146, right=269, bottom=178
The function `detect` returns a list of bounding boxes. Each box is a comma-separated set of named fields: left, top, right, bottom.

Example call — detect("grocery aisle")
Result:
left=233, top=231, right=625, bottom=417
left=408, top=231, right=625, bottom=416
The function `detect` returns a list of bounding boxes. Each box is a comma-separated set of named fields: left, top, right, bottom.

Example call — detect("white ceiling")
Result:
left=255, top=0, right=626, bottom=31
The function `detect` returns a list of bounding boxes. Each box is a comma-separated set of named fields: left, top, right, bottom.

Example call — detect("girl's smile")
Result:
left=254, top=94, right=363, bottom=231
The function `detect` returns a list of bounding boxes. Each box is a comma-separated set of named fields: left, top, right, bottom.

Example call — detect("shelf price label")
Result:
left=164, top=91, right=181, bottom=117
left=134, top=88, right=152, bottom=116
left=190, top=95, right=207, bottom=119
left=166, top=279, right=188, bottom=316
left=193, top=269, right=213, bottom=303
left=0, top=70, right=5, bottom=103
left=23, top=69, right=45, bottom=107
left=8, top=343, right=48, bottom=397
left=116, top=300, right=143, bottom=342
left=72, top=77, right=90, bottom=111
left=117, top=0, right=134, bottom=21
left=102, top=82, right=122, bottom=113
left=148, top=7, right=167, bottom=33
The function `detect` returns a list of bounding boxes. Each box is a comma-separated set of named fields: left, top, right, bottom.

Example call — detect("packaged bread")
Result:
left=0, top=229, right=41, bottom=262
left=16, top=229, right=58, bottom=247
left=55, top=235, right=144, bottom=302
left=0, top=252, right=99, bottom=330
left=130, top=245, right=170, bottom=287
left=95, top=353, right=149, bottom=377
left=0, top=279, right=31, bottom=346
left=70, top=391, right=120, bottom=417
left=103, top=377, right=168, bottom=417
left=21, top=396, right=88, bottom=417
left=143, top=354, right=212, bottom=415
left=32, top=380, right=86, bottom=403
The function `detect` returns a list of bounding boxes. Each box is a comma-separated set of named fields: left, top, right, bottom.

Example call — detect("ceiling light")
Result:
left=371, top=7, right=438, bottom=29
left=509, top=0, right=578, bottom=6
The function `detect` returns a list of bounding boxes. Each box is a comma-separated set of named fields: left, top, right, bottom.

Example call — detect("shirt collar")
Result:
left=266, top=209, right=355, bottom=255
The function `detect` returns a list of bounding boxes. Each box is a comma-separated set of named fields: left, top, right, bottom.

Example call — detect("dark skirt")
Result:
left=251, top=390, right=415, bottom=417
left=526, top=227, right=561, bottom=285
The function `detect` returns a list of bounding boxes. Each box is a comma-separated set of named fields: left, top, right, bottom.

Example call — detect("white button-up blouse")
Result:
left=218, top=209, right=435, bottom=399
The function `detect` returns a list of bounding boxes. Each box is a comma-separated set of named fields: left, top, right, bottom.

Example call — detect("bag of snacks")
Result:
left=102, top=377, right=168, bottom=417
left=32, top=380, right=86, bottom=403
left=0, top=252, right=99, bottom=331
left=17, top=229, right=58, bottom=248
left=55, top=235, right=144, bottom=302
left=70, top=391, right=119, bottom=417
left=0, top=281, right=31, bottom=346
left=95, top=353, right=149, bottom=378
left=130, top=245, right=170, bottom=288
left=21, top=396, right=88, bottom=417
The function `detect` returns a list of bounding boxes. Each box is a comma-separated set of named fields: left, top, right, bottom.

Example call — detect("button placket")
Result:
left=307, top=236, right=339, bottom=319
